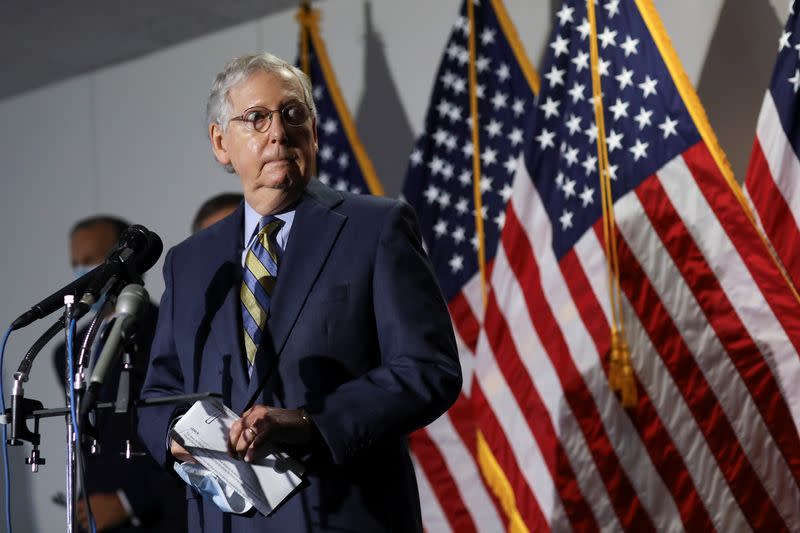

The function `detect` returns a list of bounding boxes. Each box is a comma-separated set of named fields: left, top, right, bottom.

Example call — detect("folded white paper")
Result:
left=171, top=399, right=305, bottom=516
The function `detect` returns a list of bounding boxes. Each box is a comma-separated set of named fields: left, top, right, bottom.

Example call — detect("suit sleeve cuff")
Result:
left=166, top=415, right=183, bottom=453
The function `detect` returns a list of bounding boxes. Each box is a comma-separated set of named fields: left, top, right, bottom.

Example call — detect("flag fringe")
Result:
left=489, top=0, right=541, bottom=94
left=477, top=431, right=531, bottom=533
left=635, top=0, right=800, bottom=306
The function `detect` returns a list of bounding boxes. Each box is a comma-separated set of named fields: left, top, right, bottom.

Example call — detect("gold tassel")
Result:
left=618, top=334, right=638, bottom=408
left=609, top=328, right=638, bottom=408
left=608, top=327, right=622, bottom=392
left=620, top=362, right=638, bottom=408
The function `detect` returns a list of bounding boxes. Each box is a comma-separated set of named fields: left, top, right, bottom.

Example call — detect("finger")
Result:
left=232, top=423, right=252, bottom=458
left=170, top=439, right=195, bottom=463
left=241, top=405, right=269, bottom=427
left=235, top=426, right=258, bottom=458
left=243, top=431, right=269, bottom=462
left=227, top=419, right=246, bottom=457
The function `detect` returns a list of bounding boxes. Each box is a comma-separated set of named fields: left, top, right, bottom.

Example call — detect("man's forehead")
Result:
left=232, top=68, right=304, bottom=102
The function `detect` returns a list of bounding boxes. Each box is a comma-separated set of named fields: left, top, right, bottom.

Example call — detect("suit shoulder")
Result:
left=167, top=213, right=240, bottom=265
left=336, top=190, right=414, bottom=222
left=164, top=201, right=243, bottom=264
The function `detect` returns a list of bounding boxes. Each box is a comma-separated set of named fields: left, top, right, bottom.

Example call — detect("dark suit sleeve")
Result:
left=309, top=201, right=462, bottom=464
left=137, top=249, right=187, bottom=468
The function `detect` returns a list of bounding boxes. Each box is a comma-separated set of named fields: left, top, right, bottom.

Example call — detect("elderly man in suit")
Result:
left=137, top=52, right=462, bottom=532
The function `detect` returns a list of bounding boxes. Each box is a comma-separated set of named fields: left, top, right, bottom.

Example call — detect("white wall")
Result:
left=0, top=1, right=781, bottom=531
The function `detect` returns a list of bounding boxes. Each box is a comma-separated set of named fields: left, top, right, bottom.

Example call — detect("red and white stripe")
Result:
left=473, top=145, right=800, bottom=531
left=411, top=273, right=506, bottom=532
left=745, top=91, right=800, bottom=428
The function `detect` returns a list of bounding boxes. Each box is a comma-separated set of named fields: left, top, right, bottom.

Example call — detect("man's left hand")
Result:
left=227, top=405, right=313, bottom=462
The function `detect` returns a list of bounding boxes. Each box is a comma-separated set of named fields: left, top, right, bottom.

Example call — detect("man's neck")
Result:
left=246, top=188, right=304, bottom=216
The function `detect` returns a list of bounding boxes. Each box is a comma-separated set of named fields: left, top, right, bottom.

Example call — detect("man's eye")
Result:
left=284, top=104, right=306, bottom=124
left=245, top=111, right=268, bottom=123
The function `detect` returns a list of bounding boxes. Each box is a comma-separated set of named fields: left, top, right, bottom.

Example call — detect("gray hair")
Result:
left=206, top=52, right=317, bottom=173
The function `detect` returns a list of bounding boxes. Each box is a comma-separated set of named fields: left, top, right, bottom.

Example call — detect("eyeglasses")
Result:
left=228, top=102, right=310, bottom=133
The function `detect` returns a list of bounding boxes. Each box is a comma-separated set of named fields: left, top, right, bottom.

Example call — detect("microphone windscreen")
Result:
left=116, top=284, right=148, bottom=317
left=134, top=231, right=163, bottom=274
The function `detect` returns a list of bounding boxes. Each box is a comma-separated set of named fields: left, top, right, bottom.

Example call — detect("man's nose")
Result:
left=267, top=112, right=288, bottom=143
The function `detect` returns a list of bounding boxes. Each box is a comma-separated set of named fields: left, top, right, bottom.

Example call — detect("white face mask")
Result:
left=173, top=462, right=253, bottom=514
left=73, top=263, right=100, bottom=280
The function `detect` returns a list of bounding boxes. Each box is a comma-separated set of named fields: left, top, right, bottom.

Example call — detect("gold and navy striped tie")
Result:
left=241, top=216, right=284, bottom=365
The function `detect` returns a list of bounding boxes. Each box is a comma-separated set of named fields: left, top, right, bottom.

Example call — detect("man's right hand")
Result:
left=169, top=439, right=197, bottom=464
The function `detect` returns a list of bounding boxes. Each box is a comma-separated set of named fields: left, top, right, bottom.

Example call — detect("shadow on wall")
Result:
left=355, top=1, right=415, bottom=198
left=696, top=0, right=782, bottom=182
left=542, top=0, right=561, bottom=67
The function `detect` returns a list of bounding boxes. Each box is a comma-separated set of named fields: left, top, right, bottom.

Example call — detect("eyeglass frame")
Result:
left=227, top=101, right=312, bottom=133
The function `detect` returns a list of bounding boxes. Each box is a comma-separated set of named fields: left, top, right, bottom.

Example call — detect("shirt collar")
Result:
left=243, top=200, right=295, bottom=251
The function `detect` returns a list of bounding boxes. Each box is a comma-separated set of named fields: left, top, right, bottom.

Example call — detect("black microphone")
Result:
left=10, top=266, right=103, bottom=330
left=75, top=225, right=154, bottom=315
left=80, top=284, right=148, bottom=419
left=11, top=225, right=162, bottom=330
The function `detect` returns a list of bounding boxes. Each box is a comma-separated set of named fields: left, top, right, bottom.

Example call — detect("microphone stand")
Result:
left=113, top=325, right=145, bottom=460
left=62, top=295, right=78, bottom=533
left=5, top=290, right=222, bottom=532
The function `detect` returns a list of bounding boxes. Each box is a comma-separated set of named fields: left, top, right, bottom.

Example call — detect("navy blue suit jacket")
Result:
left=138, top=180, right=461, bottom=532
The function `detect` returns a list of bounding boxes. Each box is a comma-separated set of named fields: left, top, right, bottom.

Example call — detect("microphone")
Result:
left=11, top=225, right=162, bottom=330
left=75, top=225, right=160, bottom=316
left=80, top=284, right=149, bottom=419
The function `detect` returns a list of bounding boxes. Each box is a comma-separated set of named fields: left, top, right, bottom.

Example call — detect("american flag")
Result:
left=402, top=0, right=538, bottom=530
left=297, top=6, right=383, bottom=196
left=745, top=2, right=800, bottom=308
left=475, top=0, right=800, bottom=530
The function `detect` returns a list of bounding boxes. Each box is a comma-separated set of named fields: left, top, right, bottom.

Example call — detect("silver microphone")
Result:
left=80, top=284, right=148, bottom=418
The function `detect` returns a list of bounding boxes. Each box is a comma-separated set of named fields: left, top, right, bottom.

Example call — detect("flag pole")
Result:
left=298, top=0, right=311, bottom=77
left=295, top=2, right=384, bottom=196
left=467, top=0, right=489, bottom=308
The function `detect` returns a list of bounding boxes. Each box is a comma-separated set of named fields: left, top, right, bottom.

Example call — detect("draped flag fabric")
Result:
left=745, top=2, right=800, bottom=303
left=296, top=7, right=383, bottom=195
left=473, top=0, right=800, bottom=531
left=402, top=0, right=539, bottom=530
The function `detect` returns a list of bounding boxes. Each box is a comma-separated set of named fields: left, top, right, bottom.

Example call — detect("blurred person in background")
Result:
left=191, top=192, right=243, bottom=233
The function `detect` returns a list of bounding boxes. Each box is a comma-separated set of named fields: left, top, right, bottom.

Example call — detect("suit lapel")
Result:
left=204, top=203, right=250, bottom=406
left=249, top=180, right=346, bottom=398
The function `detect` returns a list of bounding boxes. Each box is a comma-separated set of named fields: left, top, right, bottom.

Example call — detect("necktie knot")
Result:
left=253, top=214, right=284, bottom=245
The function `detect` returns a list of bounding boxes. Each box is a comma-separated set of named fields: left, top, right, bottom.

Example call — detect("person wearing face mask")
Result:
left=52, top=216, right=187, bottom=532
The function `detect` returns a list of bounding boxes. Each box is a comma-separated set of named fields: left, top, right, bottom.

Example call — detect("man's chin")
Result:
left=258, top=171, right=305, bottom=190
left=246, top=177, right=307, bottom=213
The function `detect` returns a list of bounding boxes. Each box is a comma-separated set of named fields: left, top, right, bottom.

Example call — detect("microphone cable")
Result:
left=1, top=325, right=14, bottom=533
left=67, top=319, right=97, bottom=533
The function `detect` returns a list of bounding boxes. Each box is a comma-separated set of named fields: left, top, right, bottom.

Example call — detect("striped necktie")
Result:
left=241, top=216, right=284, bottom=365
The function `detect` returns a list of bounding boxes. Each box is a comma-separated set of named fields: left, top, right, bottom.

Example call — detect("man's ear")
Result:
left=209, top=123, right=231, bottom=166
left=311, top=117, right=319, bottom=152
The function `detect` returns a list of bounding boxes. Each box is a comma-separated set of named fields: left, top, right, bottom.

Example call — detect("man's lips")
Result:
left=264, top=154, right=296, bottom=165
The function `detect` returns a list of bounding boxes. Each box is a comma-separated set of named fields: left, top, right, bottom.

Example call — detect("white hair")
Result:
left=206, top=52, right=317, bottom=173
